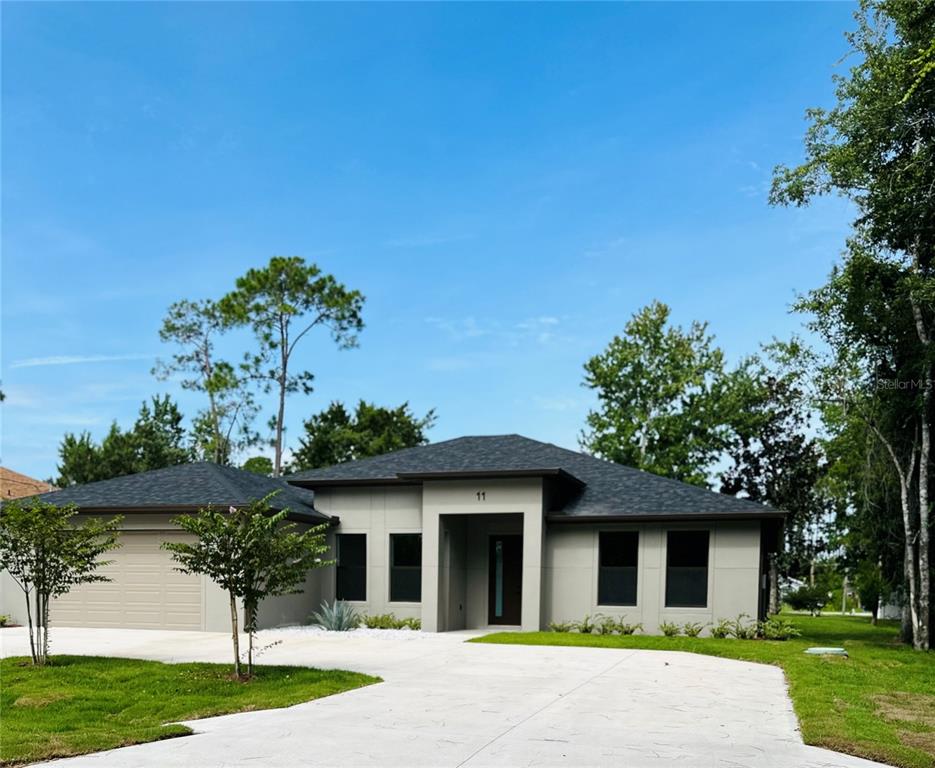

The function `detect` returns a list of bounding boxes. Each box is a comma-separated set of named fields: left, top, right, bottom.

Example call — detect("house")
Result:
left=0, top=435, right=783, bottom=635
left=1, top=467, right=53, bottom=499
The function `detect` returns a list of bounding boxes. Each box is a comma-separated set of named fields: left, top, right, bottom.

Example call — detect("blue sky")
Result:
left=2, top=2, right=857, bottom=481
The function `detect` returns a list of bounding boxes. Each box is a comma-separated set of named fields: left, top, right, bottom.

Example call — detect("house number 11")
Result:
left=476, top=491, right=486, bottom=501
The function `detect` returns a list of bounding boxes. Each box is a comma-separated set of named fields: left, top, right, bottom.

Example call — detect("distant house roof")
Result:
left=30, top=462, right=328, bottom=523
left=1, top=467, right=54, bottom=500
left=288, top=434, right=780, bottom=521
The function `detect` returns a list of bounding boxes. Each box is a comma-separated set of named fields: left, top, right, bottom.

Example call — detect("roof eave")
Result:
left=546, top=510, right=786, bottom=523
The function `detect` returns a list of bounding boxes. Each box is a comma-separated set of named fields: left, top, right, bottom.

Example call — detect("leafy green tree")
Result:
left=163, top=493, right=331, bottom=677
left=219, top=257, right=365, bottom=477
left=0, top=500, right=121, bottom=665
left=719, top=351, right=828, bottom=612
left=771, top=0, right=934, bottom=649
left=292, top=400, right=436, bottom=470
left=241, top=456, right=274, bottom=476
left=55, top=396, right=191, bottom=486
left=154, top=299, right=258, bottom=465
left=581, top=300, right=736, bottom=486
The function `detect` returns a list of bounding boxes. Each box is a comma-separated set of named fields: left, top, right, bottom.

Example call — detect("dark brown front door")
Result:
left=488, top=534, right=522, bottom=625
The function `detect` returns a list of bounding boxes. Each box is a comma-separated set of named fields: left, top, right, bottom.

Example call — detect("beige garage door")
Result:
left=51, top=531, right=203, bottom=630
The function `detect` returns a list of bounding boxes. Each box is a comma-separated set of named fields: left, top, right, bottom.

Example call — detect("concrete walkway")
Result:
left=1, top=627, right=884, bottom=768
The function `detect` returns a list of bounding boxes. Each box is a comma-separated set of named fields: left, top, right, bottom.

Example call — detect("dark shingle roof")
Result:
left=31, top=463, right=327, bottom=522
left=287, top=434, right=779, bottom=520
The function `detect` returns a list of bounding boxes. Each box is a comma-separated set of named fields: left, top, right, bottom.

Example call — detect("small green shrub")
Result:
left=0, top=614, right=10, bottom=627
left=549, top=620, right=575, bottom=633
left=615, top=619, right=642, bottom=635
left=710, top=619, right=732, bottom=639
left=576, top=614, right=600, bottom=634
left=360, top=613, right=420, bottom=630
left=659, top=621, right=681, bottom=637
left=758, top=617, right=801, bottom=641
left=729, top=613, right=758, bottom=639
left=597, top=616, right=618, bottom=635
left=785, top=584, right=828, bottom=616
left=682, top=622, right=705, bottom=638
left=310, top=600, right=360, bottom=631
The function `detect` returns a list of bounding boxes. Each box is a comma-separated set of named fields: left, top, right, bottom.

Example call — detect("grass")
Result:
left=0, top=655, right=379, bottom=766
left=472, top=615, right=935, bottom=768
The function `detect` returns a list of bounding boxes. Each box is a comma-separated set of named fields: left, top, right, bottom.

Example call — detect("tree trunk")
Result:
left=917, top=380, right=931, bottom=650
left=871, top=601, right=879, bottom=625
left=35, top=589, right=46, bottom=666
left=41, top=593, right=51, bottom=664
left=229, top=593, right=242, bottom=678
left=842, top=574, right=848, bottom=614
left=768, top=554, right=780, bottom=615
left=23, top=588, right=37, bottom=665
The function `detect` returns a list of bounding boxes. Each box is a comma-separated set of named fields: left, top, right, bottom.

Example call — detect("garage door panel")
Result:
left=51, top=531, right=203, bottom=630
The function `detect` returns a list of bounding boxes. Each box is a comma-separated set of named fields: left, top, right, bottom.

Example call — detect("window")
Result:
left=390, top=533, right=422, bottom=602
left=598, top=531, right=638, bottom=605
left=665, top=531, right=709, bottom=607
left=336, top=534, right=366, bottom=601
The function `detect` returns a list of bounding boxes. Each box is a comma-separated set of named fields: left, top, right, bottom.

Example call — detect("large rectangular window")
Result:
left=665, top=531, right=709, bottom=608
left=389, top=533, right=422, bottom=602
left=336, top=534, right=366, bottom=602
left=598, top=531, right=638, bottom=605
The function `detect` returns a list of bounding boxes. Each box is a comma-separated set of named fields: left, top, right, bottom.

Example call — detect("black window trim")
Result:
left=664, top=529, right=711, bottom=609
left=596, top=529, right=639, bottom=607
left=388, top=531, right=422, bottom=604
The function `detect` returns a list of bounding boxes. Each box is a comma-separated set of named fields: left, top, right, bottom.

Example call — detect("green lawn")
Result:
left=472, top=615, right=935, bottom=768
left=0, top=655, right=379, bottom=766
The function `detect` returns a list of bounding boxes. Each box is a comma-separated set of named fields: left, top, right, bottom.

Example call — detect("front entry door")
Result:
left=488, top=534, right=523, bottom=625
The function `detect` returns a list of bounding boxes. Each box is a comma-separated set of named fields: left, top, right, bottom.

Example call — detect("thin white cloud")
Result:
left=10, top=353, right=154, bottom=369
left=426, top=356, right=474, bottom=372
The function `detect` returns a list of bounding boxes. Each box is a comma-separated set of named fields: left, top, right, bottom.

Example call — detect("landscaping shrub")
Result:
left=400, top=617, right=421, bottom=631
left=310, top=600, right=360, bottom=631
left=758, top=617, right=802, bottom=641
left=710, top=619, right=732, bottom=639
left=614, top=619, right=642, bottom=635
left=682, top=622, right=705, bottom=638
left=729, top=613, right=758, bottom=639
left=0, top=614, right=9, bottom=627
left=576, top=614, right=599, bottom=634
left=548, top=621, right=575, bottom=633
left=597, top=616, right=618, bottom=635
left=659, top=621, right=681, bottom=637
left=785, top=584, right=829, bottom=616
left=363, top=613, right=399, bottom=629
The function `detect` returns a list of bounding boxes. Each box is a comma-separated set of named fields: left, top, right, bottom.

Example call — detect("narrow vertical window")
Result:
left=598, top=531, right=638, bottom=606
left=665, top=531, right=709, bottom=608
left=336, top=533, right=366, bottom=601
left=389, top=533, right=422, bottom=602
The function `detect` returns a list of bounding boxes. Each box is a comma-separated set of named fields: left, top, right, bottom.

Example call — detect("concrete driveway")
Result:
left=1, top=627, right=884, bottom=768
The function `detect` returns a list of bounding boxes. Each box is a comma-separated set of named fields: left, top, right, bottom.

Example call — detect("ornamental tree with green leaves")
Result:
left=771, top=0, right=934, bottom=649
left=581, top=300, right=738, bottom=487
left=0, top=500, right=121, bottom=665
left=154, top=299, right=259, bottom=465
left=292, top=400, right=436, bottom=470
left=163, top=493, right=331, bottom=678
left=218, top=257, right=365, bottom=477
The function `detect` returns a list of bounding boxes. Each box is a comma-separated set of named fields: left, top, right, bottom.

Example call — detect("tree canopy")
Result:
left=218, top=256, right=365, bottom=476
left=292, top=400, right=436, bottom=470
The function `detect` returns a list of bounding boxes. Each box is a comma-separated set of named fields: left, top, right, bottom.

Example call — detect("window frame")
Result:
left=388, top=532, right=422, bottom=604
left=664, top=529, right=710, bottom=609
left=596, top=530, right=639, bottom=607
left=335, top=533, right=367, bottom=603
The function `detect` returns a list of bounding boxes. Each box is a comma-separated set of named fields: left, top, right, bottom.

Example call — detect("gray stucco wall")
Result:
left=543, top=520, right=762, bottom=634
left=312, top=485, right=424, bottom=621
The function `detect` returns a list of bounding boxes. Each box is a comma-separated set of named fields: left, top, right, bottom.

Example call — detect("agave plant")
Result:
left=310, top=600, right=361, bottom=631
